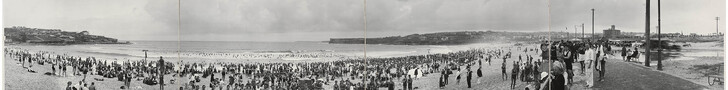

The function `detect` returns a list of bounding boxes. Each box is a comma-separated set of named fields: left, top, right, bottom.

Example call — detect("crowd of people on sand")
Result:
left=518, top=39, right=632, bottom=90
left=423, top=38, right=631, bottom=90
left=180, top=51, right=350, bottom=60
left=5, top=47, right=173, bottom=90
left=5, top=38, right=638, bottom=90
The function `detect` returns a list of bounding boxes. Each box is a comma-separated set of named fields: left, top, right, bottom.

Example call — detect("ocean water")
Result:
left=6, top=41, right=514, bottom=63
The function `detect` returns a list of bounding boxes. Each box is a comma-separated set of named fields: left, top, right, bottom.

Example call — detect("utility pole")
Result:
left=592, top=9, right=595, bottom=39
left=657, top=0, right=662, bottom=70
left=717, top=17, right=720, bottom=36
left=575, top=25, right=578, bottom=38
left=645, top=0, right=651, bottom=67
left=582, top=23, right=585, bottom=39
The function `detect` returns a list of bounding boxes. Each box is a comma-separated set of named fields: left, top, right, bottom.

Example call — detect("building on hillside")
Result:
left=603, top=25, right=621, bottom=38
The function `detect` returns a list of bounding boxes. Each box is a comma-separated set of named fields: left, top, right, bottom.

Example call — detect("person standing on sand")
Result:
left=488, top=55, right=492, bottom=66
left=407, top=76, right=413, bottom=90
left=511, top=61, right=518, bottom=89
left=558, top=44, right=573, bottom=85
left=402, top=76, right=408, bottom=90
left=466, top=68, right=472, bottom=88
left=476, top=67, right=482, bottom=84
left=414, top=68, right=419, bottom=78
left=455, top=68, right=461, bottom=85
left=502, top=60, right=507, bottom=81
left=20, top=54, right=25, bottom=68
left=621, top=46, right=627, bottom=61
left=439, top=74, right=445, bottom=88
left=158, top=56, right=165, bottom=90
left=599, top=43, right=609, bottom=81
left=578, top=44, right=587, bottom=75
left=444, top=68, right=450, bottom=85
left=52, top=63, right=56, bottom=75
left=585, top=44, right=596, bottom=87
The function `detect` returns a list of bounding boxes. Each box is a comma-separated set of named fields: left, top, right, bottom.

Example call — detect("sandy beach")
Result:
left=3, top=42, right=532, bottom=90
left=3, top=41, right=723, bottom=90
left=4, top=55, right=184, bottom=90
left=380, top=45, right=544, bottom=90
left=638, top=42, right=725, bottom=90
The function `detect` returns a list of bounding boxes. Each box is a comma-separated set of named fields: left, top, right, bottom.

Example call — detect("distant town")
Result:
left=4, top=26, right=129, bottom=45
left=330, top=25, right=723, bottom=45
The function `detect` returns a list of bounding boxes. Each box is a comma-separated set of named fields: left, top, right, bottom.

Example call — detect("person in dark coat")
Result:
left=407, top=76, right=413, bottom=90
left=477, top=67, right=483, bottom=77
left=439, top=74, right=445, bottom=88
left=388, top=80, right=395, bottom=90
left=158, top=56, right=165, bottom=90
left=466, top=69, right=472, bottom=88
left=442, top=69, right=452, bottom=85
left=511, top=61, right=518, bottom=89
left=501, top=60, right=507, bottom=81
left=477, top=67, right=483, bottom=84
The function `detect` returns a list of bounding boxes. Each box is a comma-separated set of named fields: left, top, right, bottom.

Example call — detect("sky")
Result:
left=3, top=0, right=179, bottom=41
left=550, top=0, right=726, bottom=35
left=3, top=0, right=725, bottom=41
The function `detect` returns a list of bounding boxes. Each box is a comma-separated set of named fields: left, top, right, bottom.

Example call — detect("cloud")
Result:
left=366, top=0, right=549, bottom=32
left=178, top=0, right=365, bottom=37
left=5, top=0, right=721, bottom=41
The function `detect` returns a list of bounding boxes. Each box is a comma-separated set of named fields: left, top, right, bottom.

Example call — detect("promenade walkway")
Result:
left=570, top=58, right=707, bottom=90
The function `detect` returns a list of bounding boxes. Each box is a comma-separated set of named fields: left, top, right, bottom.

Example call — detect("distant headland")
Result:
left=329, top=29, right=723, bottom=45
left=329, top=31, right=546, bottom=45
left=4, top=26, right=130, bottom=45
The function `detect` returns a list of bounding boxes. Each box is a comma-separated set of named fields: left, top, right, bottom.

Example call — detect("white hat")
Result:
left=540, top=72, right=549, bottom=80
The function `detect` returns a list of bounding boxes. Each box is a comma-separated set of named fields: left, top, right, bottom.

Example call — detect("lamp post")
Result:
left=592, top=9, right=595, bottom=39
left=582, top=23, right=585, bottom=39
left=657, top=0, right=662, bottom=70
left=575, top=25, right=578, bottom=38
left=645, top=0, right=651, bottom=67
left=717, top=17, right=720, bottom=36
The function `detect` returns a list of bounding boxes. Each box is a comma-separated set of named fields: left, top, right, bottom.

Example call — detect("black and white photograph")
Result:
left=1, top=0, right=725, bottom=90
